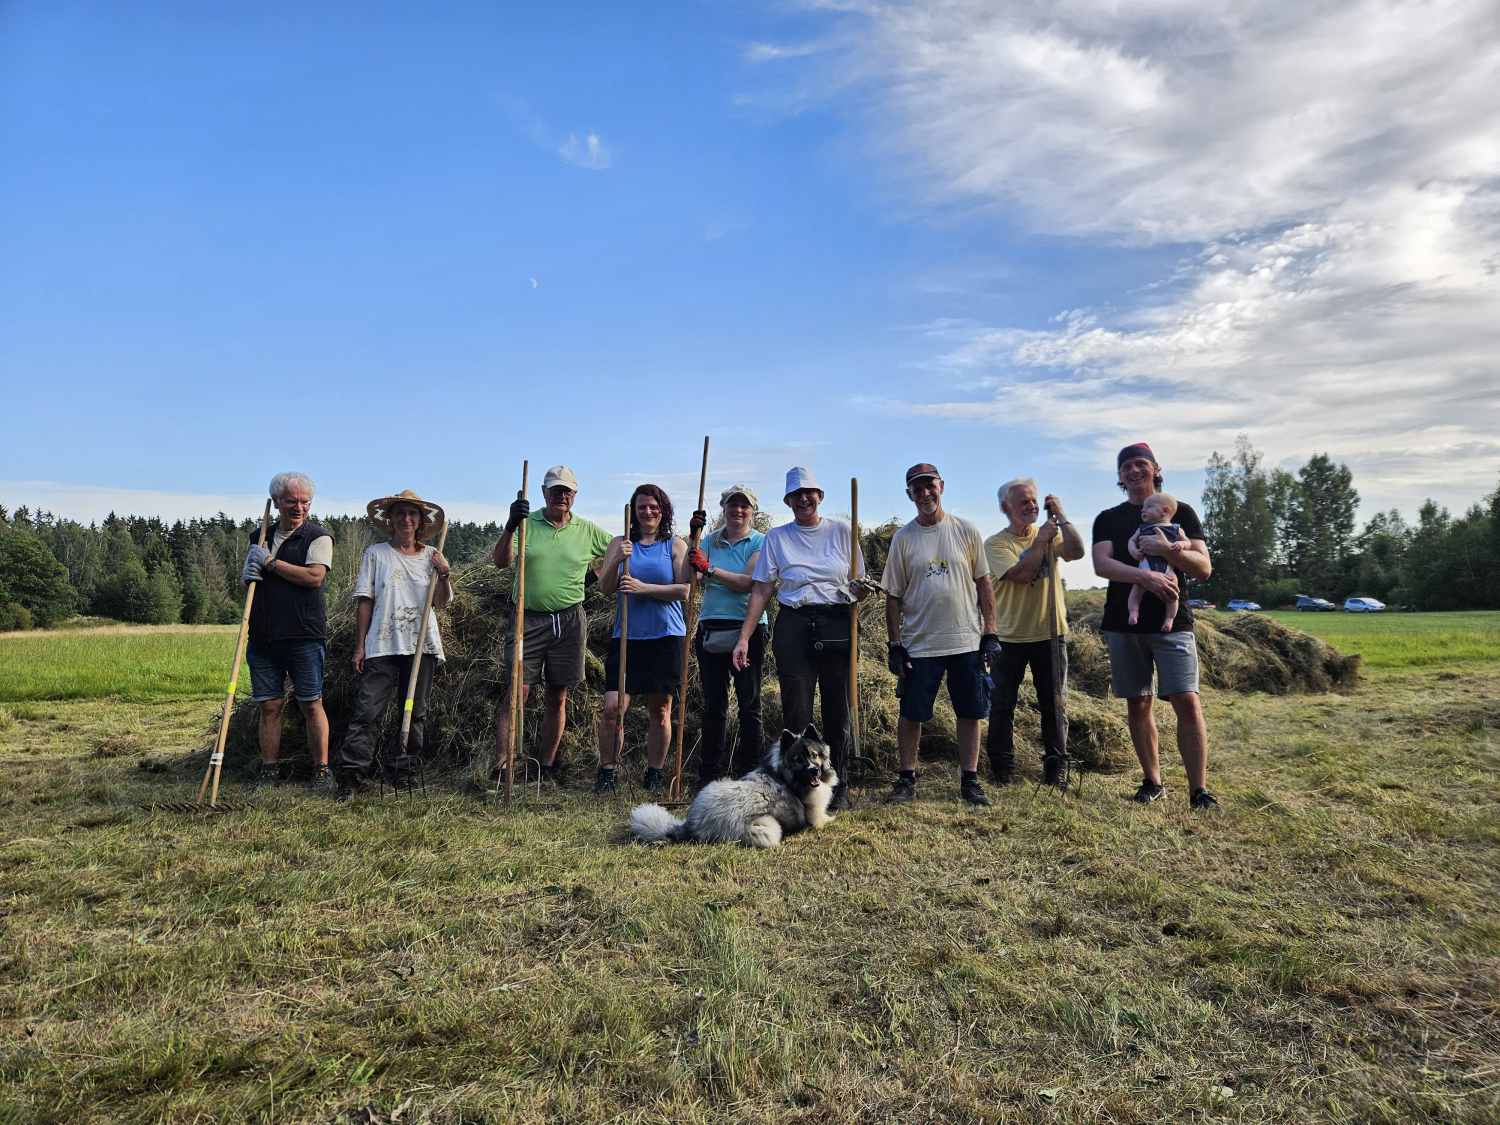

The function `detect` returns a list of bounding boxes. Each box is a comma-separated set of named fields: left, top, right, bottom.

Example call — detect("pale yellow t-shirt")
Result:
left=985, top=526, right=1068, bottom=643
left=882, top=514, right=989, bottom=658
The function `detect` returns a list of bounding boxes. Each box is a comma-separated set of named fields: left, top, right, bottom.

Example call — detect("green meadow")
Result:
left=1, top=615, right=1497, bottom=1123
left=0, top=625, right=239, bottom=703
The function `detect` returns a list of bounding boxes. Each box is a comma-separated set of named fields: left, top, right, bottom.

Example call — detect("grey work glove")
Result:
left=242, top=544, right=271, bottom=584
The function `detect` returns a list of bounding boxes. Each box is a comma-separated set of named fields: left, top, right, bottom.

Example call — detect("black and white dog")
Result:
left=629, top=725, right=838, bottom=848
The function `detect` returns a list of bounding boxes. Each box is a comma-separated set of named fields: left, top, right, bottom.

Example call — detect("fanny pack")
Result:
left=699, top=621, right=740, bottom=654
left=787, top=603, right=852, bottom=652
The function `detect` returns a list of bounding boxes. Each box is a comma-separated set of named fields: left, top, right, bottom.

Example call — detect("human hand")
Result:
left=242, top=544, right=270, bottom=584
left=619, top=574, right=645, bottom=596
left=352, top=649, right=365, bottom=674
left=1138, top=533, right=1173, bottom=558
left=887, top=643, right=911, bottom=678
left=508, top=497, right=530, bottom=526
left=689, top=509, right=707, bottom=536
left=619, top=539, right=634, bottom=561
left=731, top=639, right=750, bottom=671
left=688, top=547, right=710, bottom=575
left=1044, top=495, right=1066, bottom=523
left=979, top=633, right=1002, bottom=664
left=1142, top=569, right=1179, bottom=599
left=431, top=550, right=451, bottom=578
left=850, top=577, right=877, bottom=601
left=1038, top=518, right=1060, bottom=545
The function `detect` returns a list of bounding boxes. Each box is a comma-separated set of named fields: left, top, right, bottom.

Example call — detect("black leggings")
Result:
left=696, top=623, right=767, bottom=782
left=772, top=605, right=853, bottom=781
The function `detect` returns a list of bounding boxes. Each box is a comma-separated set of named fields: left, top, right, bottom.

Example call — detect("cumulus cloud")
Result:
left=795, top=0, right=1500, bottom=513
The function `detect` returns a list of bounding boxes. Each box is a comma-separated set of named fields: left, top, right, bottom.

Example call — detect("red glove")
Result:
left=688, top=548, right=710, bottom=575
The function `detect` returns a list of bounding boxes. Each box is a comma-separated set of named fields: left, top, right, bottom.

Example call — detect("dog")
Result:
left=630, top=724, right=838, bottom=848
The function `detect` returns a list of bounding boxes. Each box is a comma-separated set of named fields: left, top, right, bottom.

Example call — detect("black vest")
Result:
left=248, top=521, right=332, bottom=643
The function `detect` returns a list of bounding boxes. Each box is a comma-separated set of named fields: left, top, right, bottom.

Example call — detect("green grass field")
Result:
left=1, top=618, right=1497, bottom=1123
left=1248, top=609, right=1500, bottom=671
left=0, top=625, right=239, bottom=703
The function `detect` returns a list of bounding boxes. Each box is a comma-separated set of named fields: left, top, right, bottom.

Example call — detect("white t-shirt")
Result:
left=351, top=543, right=445, bottom=661
left=883, top=514, right=989, bottom=657
left=752, top=517, right=867, bottom=608
left=272, top=529, right=334, bottom=568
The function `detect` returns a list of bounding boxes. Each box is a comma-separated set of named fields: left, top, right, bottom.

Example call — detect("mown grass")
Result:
left=1254, top=609, right=1500, bottom=671
left=0, top=625, right=238, bottom=703
left=0, top=627, right=1497, bottom=1122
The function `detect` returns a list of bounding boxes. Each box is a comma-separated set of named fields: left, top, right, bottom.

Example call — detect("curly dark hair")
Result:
left=628, top=483, right=674, bottom=541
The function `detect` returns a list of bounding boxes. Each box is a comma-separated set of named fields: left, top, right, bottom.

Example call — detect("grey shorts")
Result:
left=1104, top=630, right=1200, bottom=698
left=504, top=603, right=587, bottom=688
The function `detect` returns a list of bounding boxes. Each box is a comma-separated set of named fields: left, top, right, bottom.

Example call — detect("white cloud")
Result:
left=558, top=131, right=611, bottom=171
left=793, top=0, right=1500, bottom=515
left=745, top=40, right=827, bottom=63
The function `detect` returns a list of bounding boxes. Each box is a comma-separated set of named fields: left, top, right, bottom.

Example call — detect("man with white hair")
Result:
left=984, top=477, right=1085, bottom=788
left=241, top=471, right=334, bottom=787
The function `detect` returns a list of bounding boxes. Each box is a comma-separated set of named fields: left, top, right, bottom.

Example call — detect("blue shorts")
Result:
left=247, top=639, right=326, bottom=703
left=900, top=650, right=991, bottom=722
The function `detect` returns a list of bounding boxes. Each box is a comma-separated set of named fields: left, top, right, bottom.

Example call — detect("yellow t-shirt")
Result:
left=985, top=526, right=1068, bottom=643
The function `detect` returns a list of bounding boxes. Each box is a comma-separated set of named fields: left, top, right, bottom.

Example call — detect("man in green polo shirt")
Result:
left=492, top=464, right=614, bottom=787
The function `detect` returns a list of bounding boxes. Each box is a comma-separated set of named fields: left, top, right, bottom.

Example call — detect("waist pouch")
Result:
left=786, top=604, right=852, bottom=652
left=699, top=620, right=740, bottom=654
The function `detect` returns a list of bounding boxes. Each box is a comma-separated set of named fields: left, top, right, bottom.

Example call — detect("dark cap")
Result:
left=1116, top=442, right=1156, bottom=469
left=905, top=462, right=941, bottom=485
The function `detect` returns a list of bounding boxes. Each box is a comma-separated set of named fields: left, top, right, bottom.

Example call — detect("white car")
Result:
left=1343, top=596, right=1386, bottom=613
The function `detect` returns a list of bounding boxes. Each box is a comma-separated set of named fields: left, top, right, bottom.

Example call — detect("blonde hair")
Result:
left=1143, top=492, right=1178, bottom=519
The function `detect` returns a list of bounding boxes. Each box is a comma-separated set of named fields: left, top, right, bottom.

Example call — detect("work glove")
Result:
left=887, top=643, right=911, bottom=678
left=242, top=544, right=270, bottom=584
left=980, top=633, right=1002, bottom=662
left=688, top=548, right=710, bottom=575
left=689, top=509, right=707, bottom=536
left=508, top=497, right=530, bottom=526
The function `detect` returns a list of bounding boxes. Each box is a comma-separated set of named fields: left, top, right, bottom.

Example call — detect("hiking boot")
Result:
left=593, top=767, right=618, bottom=795
left=1041, top=754, right=1071, bottom=791
left=334, top=775, right=366, bottom=803
left=1190, top=787, right=1220, bottom=811
left=1130, top=779, right=1166, bottom=804
left=887, top=773, right=917, bottom=804
left=828, top=782, right=851, bottom=812
left=989, top=748, right=1017, bottom=785
left=642, top=766, right=665, bottom=794
left=540, top=758, right=566, bottom=786
left=254, top=761, right=281, bottom=787
left=960, top=776, right=992, bottom=806
left=308, top=765, right=334, bottom=792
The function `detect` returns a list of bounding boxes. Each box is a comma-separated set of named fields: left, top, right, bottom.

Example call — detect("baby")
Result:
left=1127, top=492, right=1185, bottom=631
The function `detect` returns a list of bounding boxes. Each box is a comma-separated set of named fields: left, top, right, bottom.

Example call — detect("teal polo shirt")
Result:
left=699, top=527, right=767, bottom=624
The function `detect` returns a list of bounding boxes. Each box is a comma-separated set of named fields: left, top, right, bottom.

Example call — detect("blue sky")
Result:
left=4, top=1, right=1498, bottom=587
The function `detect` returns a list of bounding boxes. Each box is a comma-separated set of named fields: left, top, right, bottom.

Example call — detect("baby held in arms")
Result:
left=1128, top=492, right=1185, bottom=631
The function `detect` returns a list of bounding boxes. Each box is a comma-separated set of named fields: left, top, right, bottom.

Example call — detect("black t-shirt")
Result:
left=1092, top=499, right=1204, bottom=634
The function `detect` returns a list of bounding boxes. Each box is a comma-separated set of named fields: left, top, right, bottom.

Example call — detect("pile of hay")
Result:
left=208, top=555, right=1355, bottom=782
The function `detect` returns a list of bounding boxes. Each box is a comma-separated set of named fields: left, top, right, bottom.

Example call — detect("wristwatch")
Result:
left=706, top=565, right=717, bottom=578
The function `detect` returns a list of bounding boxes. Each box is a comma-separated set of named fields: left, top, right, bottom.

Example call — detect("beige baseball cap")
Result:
left=542, top=465, right=579, bottom=492
left=719, top=483, right=759, bottom=509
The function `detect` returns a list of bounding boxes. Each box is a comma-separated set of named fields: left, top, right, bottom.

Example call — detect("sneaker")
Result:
left=1190, top=787, right=1220, bottom=811
left=593, top=767, right=618, bottom=795
left=887, top=774, right=917, bottom=804
left=1130, top=779, right=1166, bottom=804
left=960, top=776, right=992, bottom=806
left=308, top=765, right=334, bottom=792
left=827, top=782, right=851, bottom=812
left=254, top=761, right=281, bottom=787
left=642, top=766, right=665, bottom=794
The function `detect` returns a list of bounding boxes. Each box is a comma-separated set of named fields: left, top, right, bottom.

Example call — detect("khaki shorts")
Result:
left=504, top=603, right=588, bottom=687
left=1104, top=630, right=1200, bottom=698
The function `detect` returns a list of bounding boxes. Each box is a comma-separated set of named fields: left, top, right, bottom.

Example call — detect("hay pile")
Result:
left=211, top=557, right=1356, bottom=782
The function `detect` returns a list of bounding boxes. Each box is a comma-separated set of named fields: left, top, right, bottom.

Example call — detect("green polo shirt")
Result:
left=520, top=511, right=614, bottom=612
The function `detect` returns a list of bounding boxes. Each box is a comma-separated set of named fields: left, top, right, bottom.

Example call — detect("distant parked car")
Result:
left=1343, top=596, right=1386, bottom=613
left=1226, top=598, right=1262, bottom=612
left=1295, top=595, right=1337, bottom=612
left=1187, top=598, right=1215, bottom=610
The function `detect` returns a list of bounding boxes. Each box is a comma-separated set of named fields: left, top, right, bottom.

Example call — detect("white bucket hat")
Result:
left=782, top=467, right=824, bottom=505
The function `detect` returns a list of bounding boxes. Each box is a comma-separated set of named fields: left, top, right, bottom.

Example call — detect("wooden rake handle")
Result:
left=668, top=435, right=710, bottom=801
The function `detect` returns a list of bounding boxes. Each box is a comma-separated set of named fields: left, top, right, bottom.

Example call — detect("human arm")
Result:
left=976, top=575, right=997, bottom=636
left=264, top=555, right=327, bottom=588
left=1001, top=519, right=1060, bottom=584
left=352, top=597, right=373, bottom=672
left=731, top=580, right=776, bottom=670
left=491, top=498, right=530, bottom=568
left=1043, top=495, right=1086, bottom=562
left=1135, top=524, right=1212, bottom=581
left=620, top=539, right=690, bottom=601
left=598, top=537, right=628, bottom=596
left=701, top=547, right=758, bottom=594
left=1093, top=540, right=1179, bottom=599
left=1127, top=528, right=1146, bottom=562
left=430, top=550, right=453, bottom=609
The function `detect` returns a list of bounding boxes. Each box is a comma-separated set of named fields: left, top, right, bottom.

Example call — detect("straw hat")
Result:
left=367, top=489, right=445, bottom=538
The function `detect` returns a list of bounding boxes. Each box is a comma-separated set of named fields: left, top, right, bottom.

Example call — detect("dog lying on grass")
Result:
left=630, top=725, right=838, bottom=848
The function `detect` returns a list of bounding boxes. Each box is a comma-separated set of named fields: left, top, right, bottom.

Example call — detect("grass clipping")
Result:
left=211, top=552, right=1358, bottom=780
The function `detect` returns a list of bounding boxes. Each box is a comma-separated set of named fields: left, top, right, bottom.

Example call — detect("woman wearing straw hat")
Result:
left=732, top=467, right=871, bottom=811
left=594, top=483, right=689, bottom=795
left=336, top=489, right=452, bottom=800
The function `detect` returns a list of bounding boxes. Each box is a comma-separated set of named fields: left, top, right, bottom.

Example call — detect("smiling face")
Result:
left=722, top=494, right=753, bottom=535
left=274, top=484, right=312, bottom=530
left=788, top=488, right=822, bottom=526
left=1119, top=456, right=1159, bottom=502
left=776, top=725, right=835, bottom=793
left=1003, top=483, right=1040, bottom=532
left=543, top=485, right=575, bottom=523
left=906, top=475, right=944, bottom=521
left=633, top=490, right=663, bottom=537
left=389, top=502, right=422, bottom=546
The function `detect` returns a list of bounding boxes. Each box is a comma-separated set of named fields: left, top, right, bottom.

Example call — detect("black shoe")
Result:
left=309, top=765, right=335, bottom=793
left=254, top=761, right=281, bottom=787
left=1041, top=754, right=1071, bottom=791
left=642, top=766, right=665, bottom=794
left=887, top=774, right=917, bottom=804
left=960, top=777, right=992, bottom=806
left=540, top=758, right=566, bottom=786
left=1130, top=779, right=1166, bottom=804
left=593, top=767, right=618, bottom=795
left=1190, top=787, right=1220, bottom=811
left=335, top=776, right=365, bottom=803
left=827, top=782, right=851, bottom=812
left=989, top=751, right=1017, bottom=786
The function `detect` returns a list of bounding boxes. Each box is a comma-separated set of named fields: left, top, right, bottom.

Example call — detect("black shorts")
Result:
left=604, top=636, right=683, bottom=696
left=900, top=650, right=991, bottom=722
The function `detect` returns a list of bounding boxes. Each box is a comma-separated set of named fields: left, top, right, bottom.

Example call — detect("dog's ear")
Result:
left=801, top=723, right=822, bottom=743
left=779, top=729, right=799, bottom=751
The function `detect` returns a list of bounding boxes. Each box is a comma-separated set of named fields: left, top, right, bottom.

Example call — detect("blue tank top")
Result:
left=612, top=538, right=686, bottom=639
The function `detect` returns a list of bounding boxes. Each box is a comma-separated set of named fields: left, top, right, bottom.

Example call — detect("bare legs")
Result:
left=1126, top=693, right=1207, bottom=791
